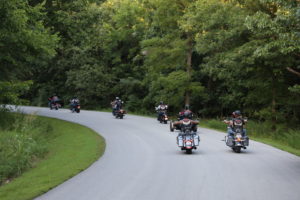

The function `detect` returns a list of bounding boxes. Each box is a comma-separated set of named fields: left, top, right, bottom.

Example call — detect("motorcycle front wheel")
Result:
left=233, top=146, right=241, bottom=153
left=186, top=149, right=192, bottom=154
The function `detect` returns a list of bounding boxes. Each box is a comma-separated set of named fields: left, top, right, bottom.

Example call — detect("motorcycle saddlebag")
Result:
left=193, top=135, right=200, bottom=146
left=177, top=136, right=184, bottom=147
left=226, top=136, right=234, bottom=147
left=244, top=137, right=249, bottom=146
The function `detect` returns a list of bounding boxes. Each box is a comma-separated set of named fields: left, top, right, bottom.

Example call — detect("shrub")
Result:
left=0, top=109, right=53, bottom=185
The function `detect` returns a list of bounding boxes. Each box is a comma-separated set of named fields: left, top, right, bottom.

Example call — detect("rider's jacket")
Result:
left=156, top=105, right=168, bottom=111
left=225, top=117, right=247, bottom=128
left=71, top=99, right=80, bottom=104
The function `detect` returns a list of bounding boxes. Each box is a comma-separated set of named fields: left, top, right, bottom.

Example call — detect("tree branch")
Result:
left=286, top=67, right=300, bottom=78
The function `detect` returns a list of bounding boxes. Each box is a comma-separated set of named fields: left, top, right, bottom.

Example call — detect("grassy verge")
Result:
left=0, top=117, right=105, bottom=200
left=199, top=119, right=300, bottom=156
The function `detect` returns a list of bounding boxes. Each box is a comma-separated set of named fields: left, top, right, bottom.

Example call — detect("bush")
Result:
left=0, top=109, right=53, bottom=185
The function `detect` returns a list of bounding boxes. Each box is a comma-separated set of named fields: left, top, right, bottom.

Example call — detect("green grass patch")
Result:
left=0, top=117, right=105, bottom=200
left=199, top=119, right=300, bottom=156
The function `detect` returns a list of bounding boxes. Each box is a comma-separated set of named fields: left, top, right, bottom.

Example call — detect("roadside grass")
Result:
left=0, top=117, right=105, bottom=200
left=199, top=119, right=300, bottom=156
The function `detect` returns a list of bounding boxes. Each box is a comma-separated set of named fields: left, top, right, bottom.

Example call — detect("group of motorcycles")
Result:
left=157, top=110, right=249, bottom=154
left=49, top=101, right=81, bottom=113
left=48, top=96, right=81, bottom=113
left=49, top=96, right=249, bottom=154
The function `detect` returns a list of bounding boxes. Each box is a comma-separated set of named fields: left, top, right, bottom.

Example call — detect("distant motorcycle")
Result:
left=115, top=109, right=126, bottom=119
left=158, top=111, right=168, bottom=124
left=225, top=118, right=249, bottom=153
left=71, top=104, right=80, bottom=113
left=50, top=102, right=61, bottom=110
left=176, top=118, right=200, bottom=154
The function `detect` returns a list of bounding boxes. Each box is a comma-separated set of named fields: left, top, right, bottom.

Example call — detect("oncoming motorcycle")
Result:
left=224, top=118, right=249, bottom=153
left=176, top=118, right=200, bottom=154
left=158, top=111, right=168, bottom=124
left=71, top=104, right=80, bottom=113
left=115, top=109, right=126, bottom=119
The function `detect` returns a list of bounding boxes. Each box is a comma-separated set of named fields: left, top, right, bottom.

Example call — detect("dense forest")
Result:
left=1, top=0, right=300, bottom=127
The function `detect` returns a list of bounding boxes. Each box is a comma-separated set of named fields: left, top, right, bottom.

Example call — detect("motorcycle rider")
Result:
left=70, top=96, right=80, bottom=110
left=48, top=94, right=60, bottom=108
left=224, top=110, right=247, bottom=137
left=175, top=110, right=198, bottom=133
left=111, top=97, right=123, bottom=115
left=155, top=101, right=168, bottom=121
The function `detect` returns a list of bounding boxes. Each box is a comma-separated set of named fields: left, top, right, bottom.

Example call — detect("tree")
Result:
left=0, top=0, right=57, bottom=105
left=141, top=0, right=204, bottom=112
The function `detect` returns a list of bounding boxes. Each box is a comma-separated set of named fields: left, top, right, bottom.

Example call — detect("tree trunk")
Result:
left=185, top=36, right=192, bottom=106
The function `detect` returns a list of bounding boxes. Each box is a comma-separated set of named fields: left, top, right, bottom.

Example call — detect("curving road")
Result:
left=18, top=106, right=300, bottom=200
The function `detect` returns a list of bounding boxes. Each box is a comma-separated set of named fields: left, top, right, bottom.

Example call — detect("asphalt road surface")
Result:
left=17, top=106, right=300, bottom=200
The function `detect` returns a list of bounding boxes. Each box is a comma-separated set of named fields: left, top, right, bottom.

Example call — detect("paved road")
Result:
left=18, top=106, right=300, bottom=200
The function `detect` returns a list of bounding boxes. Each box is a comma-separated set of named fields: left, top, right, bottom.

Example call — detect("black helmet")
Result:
left=160, top=101, right=164, bottom=105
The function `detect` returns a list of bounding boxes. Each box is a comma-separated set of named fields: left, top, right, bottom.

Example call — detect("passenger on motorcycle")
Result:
left=155, top=101, right=168, bottom=121
left=224, top=110, right=247, bottom=137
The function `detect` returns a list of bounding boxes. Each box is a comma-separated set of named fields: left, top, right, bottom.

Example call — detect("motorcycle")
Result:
left=176, top=118, right=200, bottom=154
left=225, top=118, right=249, bottom=153
left=71, top=104, right=80, bottom=113
left=50, top=102, right=61, bottom=110
left=158, top=111, right=168, bottom=124
left=115, top=109, right=126, bottom=119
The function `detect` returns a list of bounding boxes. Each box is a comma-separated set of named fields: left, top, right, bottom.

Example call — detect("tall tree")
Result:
left=0, top=0, right=57, bottom=104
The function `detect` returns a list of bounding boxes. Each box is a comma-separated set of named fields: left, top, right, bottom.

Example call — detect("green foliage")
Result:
left=1, top=0, right=299, bottom=130
left=0, top=111, right=53, bottom=185
left=0, top=81, right=32, bottom=105
left=0, top=0, right=58, bottom=81
left=0, top=116, right=105, bottom=200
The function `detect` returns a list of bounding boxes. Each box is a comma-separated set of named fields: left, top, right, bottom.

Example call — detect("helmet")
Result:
left=160, top=101, right=164, bottom=105
left=185, top=104, right=190, bottom=110
left=233, top=110, right=241, bottom=117
left=183, top=111, right=190, bottom=118
left=116, top=97, right=119, bottom=100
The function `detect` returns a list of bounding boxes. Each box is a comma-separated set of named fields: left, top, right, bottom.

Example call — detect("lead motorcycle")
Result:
left=176, top=118, right=200, bottom=154
left=225, top=118, right=249, bottom=153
